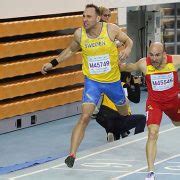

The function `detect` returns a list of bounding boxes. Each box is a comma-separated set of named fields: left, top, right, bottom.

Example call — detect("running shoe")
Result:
left=145, top=171, right=155, bottom=180
left=65, top=155, right=75, bottom=168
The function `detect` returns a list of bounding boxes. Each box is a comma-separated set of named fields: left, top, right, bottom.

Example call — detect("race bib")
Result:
left=87, top=54, right=111, bottom=74
left=150, top=72, right=174, bottom=91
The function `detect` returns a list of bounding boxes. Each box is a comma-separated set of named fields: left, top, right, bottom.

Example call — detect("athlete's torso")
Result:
left=80, top=23, right=120, bottom=82
left=145, top=55, right=179, bottom=102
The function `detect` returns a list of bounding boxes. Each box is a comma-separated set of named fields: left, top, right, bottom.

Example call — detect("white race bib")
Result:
left=87, top=54, right=111, bottom=74
left=150, top=72, right=174, bottom=91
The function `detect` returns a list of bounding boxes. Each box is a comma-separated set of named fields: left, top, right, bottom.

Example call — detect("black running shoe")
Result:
left=121, top=132, right=129, bottom=138
left=65, top=155, right=75, bottom=168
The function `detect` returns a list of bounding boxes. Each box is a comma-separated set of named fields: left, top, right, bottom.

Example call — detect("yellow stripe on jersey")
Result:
left=146, top=63, right=176, bottom=75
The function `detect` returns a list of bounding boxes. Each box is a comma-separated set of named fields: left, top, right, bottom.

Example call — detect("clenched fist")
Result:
left=41, top=63, right=53, bottom=75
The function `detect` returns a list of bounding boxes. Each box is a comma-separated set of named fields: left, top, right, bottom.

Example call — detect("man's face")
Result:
left=83, top=7, right=99, bottom=30
left=149, top=47, right=165, bottom=69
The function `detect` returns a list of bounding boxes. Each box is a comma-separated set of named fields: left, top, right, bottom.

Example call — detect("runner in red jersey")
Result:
left=120, top=42, right=180, bottom=180
left=145, top=54, right=179, bottom=125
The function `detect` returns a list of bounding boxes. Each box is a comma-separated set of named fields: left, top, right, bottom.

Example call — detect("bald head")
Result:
left=149, top=42, right=164, bottom=53
left=148, top=42, right=166, bottom=69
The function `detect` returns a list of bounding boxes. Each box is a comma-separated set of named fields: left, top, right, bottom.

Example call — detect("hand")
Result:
left=118, top=62, right=127, bottom=71
left=41, top=63, right=53, bottom=75
left=119, top=48, right=131, bottom=61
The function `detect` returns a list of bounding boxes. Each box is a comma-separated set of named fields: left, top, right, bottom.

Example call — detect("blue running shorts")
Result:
left=82, top=77, right=126, bottom=106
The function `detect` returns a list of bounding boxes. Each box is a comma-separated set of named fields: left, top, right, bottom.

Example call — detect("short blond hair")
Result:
left=99, top=6, right=110, bottom=16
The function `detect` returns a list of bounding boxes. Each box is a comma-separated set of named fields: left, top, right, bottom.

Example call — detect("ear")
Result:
left=163, top=51, right=166, bottom=57
left=96, top=16, right=100, bottom=22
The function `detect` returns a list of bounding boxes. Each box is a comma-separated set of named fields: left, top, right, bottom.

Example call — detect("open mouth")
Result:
left=152, top=61, right=159, bottom=65
left=83, top=22, right=88, bottom=27
left=152, top=62, right=160, bottom=68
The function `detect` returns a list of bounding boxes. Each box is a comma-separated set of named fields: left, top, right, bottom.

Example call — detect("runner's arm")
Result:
left=56, top=28, right=81, bottom=63
left=120, top=58, right=146, bottom=73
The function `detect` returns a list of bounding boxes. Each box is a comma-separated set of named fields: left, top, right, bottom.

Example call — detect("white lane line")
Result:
left=9, top=169, right=49, bottom=180
left=111, top=154, right=180, bottom=179
left=52, top=167, right=130, bottom=173
left=133, top=171, right=180, bottom=175
left=9, top=126, right=177, bottom=180
left=89, top=159, right=146, bottom=162
left=9, top=135, right=148, bottom=180
left=52, top=138, right=148, bottom=169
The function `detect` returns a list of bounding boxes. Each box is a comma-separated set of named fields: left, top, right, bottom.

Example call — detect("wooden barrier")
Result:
left=0, top=70, right=84, bottom=100
left=0, top=35, right=73, bottom=58
left=0, top=16, right=83, bottom=38
left=0, top=12, right=117, bottom=38
left=0, top=87, right=83, bottom=119
left=0, top=11, right=118, bottom=120
left=0, top=53, right=82, bottom=79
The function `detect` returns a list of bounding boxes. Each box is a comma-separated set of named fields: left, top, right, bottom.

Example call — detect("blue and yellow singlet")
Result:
left=80, top=22, right=120, bottom=82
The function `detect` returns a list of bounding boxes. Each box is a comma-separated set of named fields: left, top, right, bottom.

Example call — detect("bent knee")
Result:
left=79, top=114, right=91, bottom=124
left=119, top=111, right=129, bottom=116
left=148, top=128, right=159, bottom=140
left=116, top=104, right=129, bottom=116
left=148, top=124, right=159, bottom=140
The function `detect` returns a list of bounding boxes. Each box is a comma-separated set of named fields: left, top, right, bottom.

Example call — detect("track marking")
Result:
left=111, top=154, right=180, bottom=179
left=9, top=126, right=178, bottom=180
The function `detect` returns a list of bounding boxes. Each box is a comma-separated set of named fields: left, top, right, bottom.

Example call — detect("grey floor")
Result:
left=1, top=124, right=179, bottom=180
left=0, top=91, right=175, bottom=179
